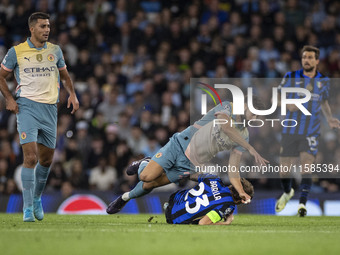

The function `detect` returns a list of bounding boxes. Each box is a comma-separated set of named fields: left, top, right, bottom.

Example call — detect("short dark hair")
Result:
left=28, top=12, right=50, bottom=27
left=302, top=45, right=320, bottom=60
left=229, top=178, right=254, bottom=204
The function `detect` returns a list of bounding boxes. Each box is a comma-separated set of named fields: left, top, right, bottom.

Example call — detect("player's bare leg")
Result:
left=37, top=143, right=54, bottom=166
left=139, top=160, right=165, bottom=182
left=142, top=173, right=171, bottom=190
left=107, top=158, right=169, bottom=214
left=107, top=173, right=170, bottom=214
left=276, top=157, right=296, bottom=213
left=298, top=152, right=315, bottom=217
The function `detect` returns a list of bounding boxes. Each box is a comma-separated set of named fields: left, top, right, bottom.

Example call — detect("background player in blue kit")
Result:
left=0, top=12, right=79, bottom=222
left=276, top=46, right=340, bottom=216
left=164, top=174, right=254, bottom=225
left=107, top=97, right=267, bottom=214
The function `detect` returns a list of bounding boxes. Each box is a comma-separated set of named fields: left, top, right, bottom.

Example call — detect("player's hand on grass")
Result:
left=248, top=146, right=269, bottom=166
left=68, top=94, right=79, bottom=114
left=6, top=98, right=18, bottom=114
left=328, top=118, right=340, bottom=129
left=225, top=214, right=234, bottom=225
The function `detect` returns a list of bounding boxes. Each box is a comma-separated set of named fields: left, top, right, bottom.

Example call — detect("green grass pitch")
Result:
left=1, top=214, right=340, bottom=255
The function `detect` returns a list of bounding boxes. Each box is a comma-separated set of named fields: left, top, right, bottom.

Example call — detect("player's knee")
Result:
left=39, top=158, right=52, bottom=167
left=24, top=153, right=38, bottom=167
left=139, top=172, right=154, bottom=182
left=142, top=182, right=155, bottom=190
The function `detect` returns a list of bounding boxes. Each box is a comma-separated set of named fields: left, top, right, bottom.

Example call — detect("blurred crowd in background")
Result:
left=1, top=0, right=340, bottom=197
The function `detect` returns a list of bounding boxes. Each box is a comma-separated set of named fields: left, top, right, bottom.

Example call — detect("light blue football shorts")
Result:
left=149, top=133, right=195, bottom=184
left=16, top=97, right=57, bottom=149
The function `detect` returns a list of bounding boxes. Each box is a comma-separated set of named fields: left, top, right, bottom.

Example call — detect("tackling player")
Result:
left=107, top=97, right=268, bottom=214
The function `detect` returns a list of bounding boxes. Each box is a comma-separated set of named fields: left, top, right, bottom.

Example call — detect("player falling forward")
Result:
left=276, top=45, right=340, bottom=216
left=0, top=12, right=79, bottom=222
left=164, top=174, right=254, bottom=225
left=107, top=96, right=268, bottom=214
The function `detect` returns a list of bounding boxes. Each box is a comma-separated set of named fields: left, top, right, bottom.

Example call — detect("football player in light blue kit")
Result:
left=0, top=12, right=79, bottom=222
left=107, top=97, right=268, bottom=214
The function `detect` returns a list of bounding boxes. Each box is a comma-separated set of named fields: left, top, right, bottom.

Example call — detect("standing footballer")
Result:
left=0, top=12, right=79, bottom=222
left=276, top=46, right=340, bottom=216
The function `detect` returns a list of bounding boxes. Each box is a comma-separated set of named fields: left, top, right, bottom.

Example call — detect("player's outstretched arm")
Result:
left=216, top=112, right=269, bottom=166
left=0, top=68, right=18, bottom=113
left=321, top=100, right=340, bottom=129
left=59, top=69, right=79, bottom=114
left=228, top=150, right=251, bottom=203
left=247, top=146, right=269, bottom=166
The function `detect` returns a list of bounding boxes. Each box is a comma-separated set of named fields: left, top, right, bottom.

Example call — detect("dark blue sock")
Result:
left=299, top=175, right=312, bottom=205
left=34, top=162, right=50, bottom=199
left=281, top=178, right=292, bottom=193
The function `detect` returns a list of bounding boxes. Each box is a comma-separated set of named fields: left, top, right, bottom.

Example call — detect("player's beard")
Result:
left=303, top=65, right=315, bottom=72
left=37, top=32, right=49, bottom=43
left=41, top=36, right=48, bottom=43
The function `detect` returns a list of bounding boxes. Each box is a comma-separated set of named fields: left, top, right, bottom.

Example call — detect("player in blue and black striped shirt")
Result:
left=276, top=46, right=340, bottom=216
left=165, top=174, right=254, bottom=225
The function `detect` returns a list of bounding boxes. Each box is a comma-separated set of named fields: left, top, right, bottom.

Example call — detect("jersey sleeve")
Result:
left=56, top=46, right=66, bottom=70
left=214, top=102, right=232, bottom=117
left=278, top=73, right=290, bottom=91
left=1, top=47, right=17, bottom=71
left=321, top=79, right=330, bottom=101
left=207, top=203, right=235, bottom=223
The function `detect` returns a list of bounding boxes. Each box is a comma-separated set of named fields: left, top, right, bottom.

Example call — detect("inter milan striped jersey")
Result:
left=167, top=174, right=235, bottom=224
left=279, top=69, right=330, bottom=136
left=1, top=38, right=66, bottom=104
